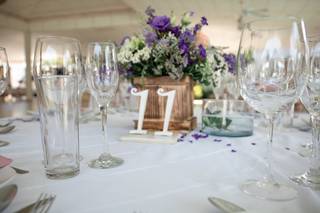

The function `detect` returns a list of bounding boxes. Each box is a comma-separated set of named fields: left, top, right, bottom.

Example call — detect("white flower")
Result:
left=118, top=36, right=150, bottom=65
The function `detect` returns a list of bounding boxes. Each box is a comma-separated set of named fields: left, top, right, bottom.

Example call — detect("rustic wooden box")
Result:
left=133, top=76, right=197, bottom=130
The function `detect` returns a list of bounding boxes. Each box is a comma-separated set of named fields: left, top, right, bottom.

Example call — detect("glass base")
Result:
left=88, top=153, right=124, bottom=169
left=240, top=179, right=297, bottom=201
left=291, top=169, right=320, bottom=190
left=46, top=167, right=79, bottom=179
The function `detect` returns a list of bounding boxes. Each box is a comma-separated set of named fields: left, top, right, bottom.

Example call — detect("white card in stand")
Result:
left=120, top=88, right=179, bottom=144
left=129, top=88, right=148, bottom=135
left=154, top=88, right=176, bottom=137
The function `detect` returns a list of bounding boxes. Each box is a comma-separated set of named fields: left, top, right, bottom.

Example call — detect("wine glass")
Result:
left=237, top=17, right=308, bottom=200
left=86, top=42, right=123, bottom=169
left=290, top=36, right=320, bottom=189
left=297, top=34, right=320, bottom=157
left=0, top=47, right=9, bottom=96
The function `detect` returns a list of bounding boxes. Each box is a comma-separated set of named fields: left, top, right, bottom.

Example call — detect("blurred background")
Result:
left=0, top=0, right=319, bottom=115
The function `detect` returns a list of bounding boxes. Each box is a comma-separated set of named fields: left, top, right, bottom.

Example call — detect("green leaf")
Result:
left=202, top=116, right=232, bottom=129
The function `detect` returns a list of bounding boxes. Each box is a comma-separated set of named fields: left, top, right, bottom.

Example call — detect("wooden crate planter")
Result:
left=133, top=76, right=197, bottom=131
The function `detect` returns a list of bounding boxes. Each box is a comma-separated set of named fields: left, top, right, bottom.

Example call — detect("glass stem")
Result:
left=310, top=115, right=320, bottom=171
left=100, top=105, right=110, bottom=156
left=265, top=114, right=276, bottom=182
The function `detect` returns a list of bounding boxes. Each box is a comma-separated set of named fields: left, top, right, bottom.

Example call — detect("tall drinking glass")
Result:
left=237, top=17, right=308, bottom=200
left=291, top=36, right=320, bottom=189
left=0, top=47, right=9, bottom=95
left=86, top=42, right=123, bottom=169
left=33, top=36, right=81, bottom=179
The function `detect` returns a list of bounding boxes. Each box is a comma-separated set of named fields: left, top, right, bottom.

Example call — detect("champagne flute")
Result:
left=86, top=42, right=123, bottom=169
left=0, top=47, right=9, bottom=96
left=291, top=37, right=320, bottom=189
left=237, top=17, right=308, bottom=200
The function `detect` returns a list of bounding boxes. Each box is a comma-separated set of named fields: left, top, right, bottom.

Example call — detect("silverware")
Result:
left=14, top=198, right=52, bottom=213
left=0, top=125, right=15, bottom=134
left=0, top=121, right=11, bottom=128
left=31, top=193, right=56, bottom=213
left=0, top=140, right=10, bottom=147
left=11, top=166, right=29, bottom=174
left=208, top=197, right=246, bottom=213
left=0, top=116, right=39, bottom=128
left=0, top=184, right=17, bottom=212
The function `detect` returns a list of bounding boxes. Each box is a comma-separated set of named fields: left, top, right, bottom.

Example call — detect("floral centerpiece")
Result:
left=117, top=7, right=227, bottom=130
left=118, top=7, right=225, bottom=86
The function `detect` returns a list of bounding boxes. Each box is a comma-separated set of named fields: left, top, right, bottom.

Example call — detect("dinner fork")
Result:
left=0, top=116, right=39, bottom=127
left=31, top=193, right=56, bottom=213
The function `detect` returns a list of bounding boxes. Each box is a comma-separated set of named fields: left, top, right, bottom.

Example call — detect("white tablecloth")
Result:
left=1, top=113, right=319, bottom=213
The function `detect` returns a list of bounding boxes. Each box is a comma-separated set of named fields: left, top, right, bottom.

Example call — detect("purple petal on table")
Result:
left=285, top=147, right=290, bottom=150
left=213, top=139, right=222, bottom=142
left=177, top=138, right=184, bottom=142
left=179, top=133, right=187, bottom=139
left=191, top=132, right=209, bottom=140
left=231, top=149, right=237, bottom=153
left=226, top=143, right=231, bottom=146
left=189, top=140, right=193, bottom=143
left=251, top=142, right=256, bottom=146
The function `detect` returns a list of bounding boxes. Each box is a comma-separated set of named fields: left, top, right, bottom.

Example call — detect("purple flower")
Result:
left=170, top=26, right=181, bottom=37
left=145, top=6, right=155, bottom=17
left=201, top=16, right=208, bottom=25
left=150, top=16, right=171, bottom=32
left=193, top=24, right=201, bottom=34
left=143, top=30, right=157, bottom=46
left=199, top=44, right=207, bottom=59
left=223, top=53, right=236, bottom=74
left=187, top=56, right=194, bottom=65
left=180, top=43, right=189, bottom=55
left=180, top=30, right=194, bottom=43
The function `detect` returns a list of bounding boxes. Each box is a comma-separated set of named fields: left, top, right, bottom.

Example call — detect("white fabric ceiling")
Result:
left=0, top=0, right=319, bottom=62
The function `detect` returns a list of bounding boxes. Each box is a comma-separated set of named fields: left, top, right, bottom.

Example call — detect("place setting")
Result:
left=0, top=1, right=320, bottom=213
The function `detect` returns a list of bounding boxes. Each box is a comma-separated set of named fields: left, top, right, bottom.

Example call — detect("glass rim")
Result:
left=87, top=41, right=116, bottom=46
left=35, top=35, right=80, bottom=44
left=246, top=16, right=300, bottom=32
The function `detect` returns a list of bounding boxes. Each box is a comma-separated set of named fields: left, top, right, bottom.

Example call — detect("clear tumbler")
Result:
left=33, top=36, right=82, bottom=179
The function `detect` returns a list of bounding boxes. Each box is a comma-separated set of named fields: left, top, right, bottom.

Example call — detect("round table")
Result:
left=1, top=113, right=319, bottom=213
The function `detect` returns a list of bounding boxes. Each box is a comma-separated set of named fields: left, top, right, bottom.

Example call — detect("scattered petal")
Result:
left=251, top=142, right=256, bottom=146
left=285, top=147, right=290, bottom=150
left=191, top=132, right=209, bottom=140
left=213, top=139, right=222, bottom=142
left=231, top=149, right=237, bottom=153
left=226, top=143, right=232, bottom=146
